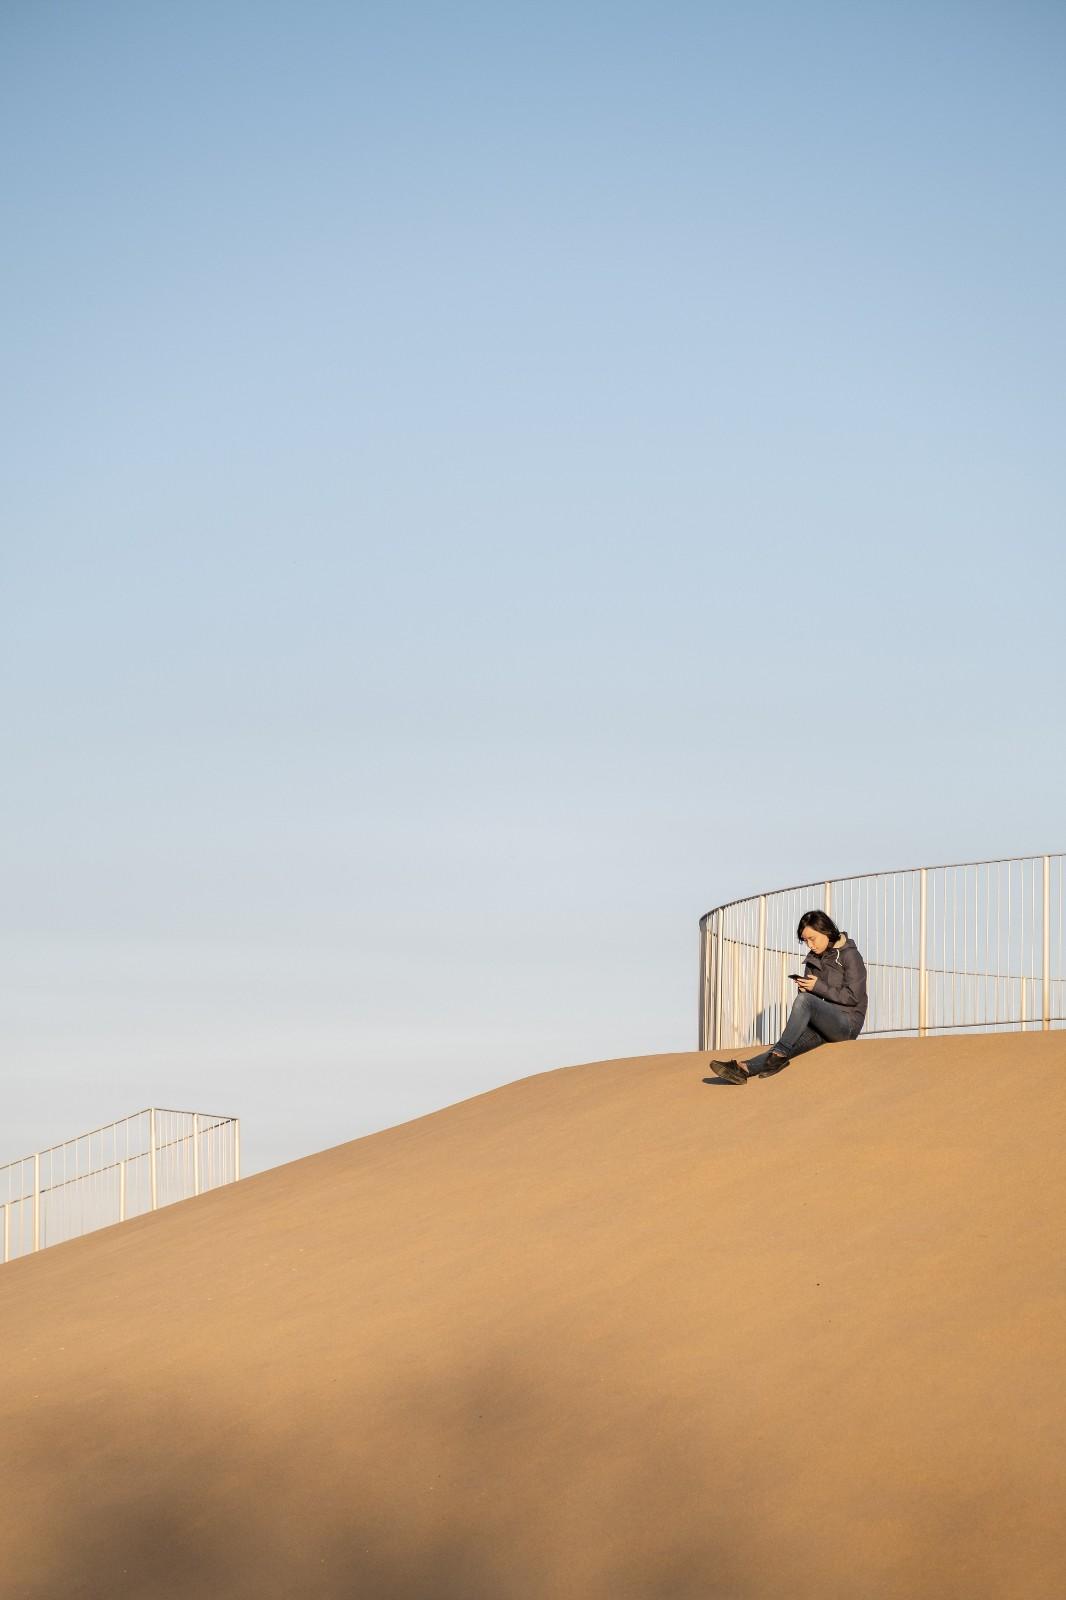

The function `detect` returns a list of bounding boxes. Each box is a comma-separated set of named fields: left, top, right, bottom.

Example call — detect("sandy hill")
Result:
left=1, top=1032, right=1063, bottom=1600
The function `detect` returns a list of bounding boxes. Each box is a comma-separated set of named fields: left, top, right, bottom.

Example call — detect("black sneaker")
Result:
left=712, top=1059, right=749, bottom=1085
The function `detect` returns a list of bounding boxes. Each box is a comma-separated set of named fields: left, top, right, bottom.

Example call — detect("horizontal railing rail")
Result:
left=1, top=1107, right=240, bottom=1265
left=699, top=853, right=1064, bottom=1051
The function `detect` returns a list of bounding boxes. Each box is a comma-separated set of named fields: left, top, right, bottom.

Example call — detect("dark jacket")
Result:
left=804, top=935, right=868, bottom=1025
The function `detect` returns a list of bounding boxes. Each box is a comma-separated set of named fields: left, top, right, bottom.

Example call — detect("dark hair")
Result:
left=797, top=910, right=842, bottom=945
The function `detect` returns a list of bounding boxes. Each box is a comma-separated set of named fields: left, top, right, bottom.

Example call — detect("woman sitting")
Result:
left=713, top=910, right=868, bottom=1084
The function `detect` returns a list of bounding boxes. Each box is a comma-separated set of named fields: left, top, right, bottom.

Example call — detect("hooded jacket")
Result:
left=804, top=934, right=868, bottom=1024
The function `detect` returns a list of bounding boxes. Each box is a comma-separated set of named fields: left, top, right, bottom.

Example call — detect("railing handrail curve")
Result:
left=700, top=849, right=1061, bottom=922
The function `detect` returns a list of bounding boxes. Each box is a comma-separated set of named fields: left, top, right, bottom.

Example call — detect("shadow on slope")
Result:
left=12, top=1363, right=756, bottom=1600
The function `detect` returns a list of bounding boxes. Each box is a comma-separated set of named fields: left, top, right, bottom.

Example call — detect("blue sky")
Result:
left=3, top=1, right=1064, bottom=1172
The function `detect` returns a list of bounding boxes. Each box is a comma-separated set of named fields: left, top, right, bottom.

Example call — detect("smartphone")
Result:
left=788, top=973, right=805, bottom=981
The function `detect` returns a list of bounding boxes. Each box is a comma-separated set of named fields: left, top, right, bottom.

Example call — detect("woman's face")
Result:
left=800, top=925, right=831, bottom=956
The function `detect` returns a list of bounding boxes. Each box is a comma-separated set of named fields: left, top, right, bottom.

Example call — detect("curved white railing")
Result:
left=699, top=853, right=1065, bottom=1051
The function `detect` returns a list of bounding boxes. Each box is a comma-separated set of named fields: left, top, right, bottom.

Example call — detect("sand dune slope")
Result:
left=1, top=1032, right=1064, bottom=1599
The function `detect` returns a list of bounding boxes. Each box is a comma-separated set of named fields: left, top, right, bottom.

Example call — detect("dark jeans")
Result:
left=746, top=991, right=863, bottom=1074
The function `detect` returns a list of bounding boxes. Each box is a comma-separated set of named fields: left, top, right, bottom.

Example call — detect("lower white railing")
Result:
left=1, top=1107, right=240, bottom=1265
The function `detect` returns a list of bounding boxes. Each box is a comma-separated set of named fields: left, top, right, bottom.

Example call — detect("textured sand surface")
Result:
left=1, top=1032, right=1063, bottom=1599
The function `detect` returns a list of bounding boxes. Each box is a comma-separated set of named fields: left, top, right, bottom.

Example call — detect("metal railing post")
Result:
left=755, top=894, right=767, bottom=1043
left=731, top=934, right=741, bottom=1047
left=714, top=919, right=723, bottom=1051
left=149, top=1109, right=158, bottom=1211
left=824, top=880, right=832, bottom=916
left=918, top=868, right=928, bottom=1036
left=1037, top=857, right=1043, bottom=1030
left=3, top=1202, right=9, bottom=1264
left=697, top=921, right=704, bottom=1056
left=193, top=1114, right=201, bottom=1197
left=119, top=1159, right=127, bottom=1222
left=233, top=1118, right=241, bottom=1182
left=32, top=1152, right=40, bottom=1252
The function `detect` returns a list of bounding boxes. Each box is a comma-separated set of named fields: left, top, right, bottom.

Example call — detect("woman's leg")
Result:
left=746, top=992, right=856, bottom=1074
left=770, top=990, right=820, bottom=1056
left=746, top=1023, right=824, bottom=1076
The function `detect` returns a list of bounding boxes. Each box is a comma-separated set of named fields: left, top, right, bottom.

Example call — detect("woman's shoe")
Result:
left=712, top=1059, right=749, bottom=1085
